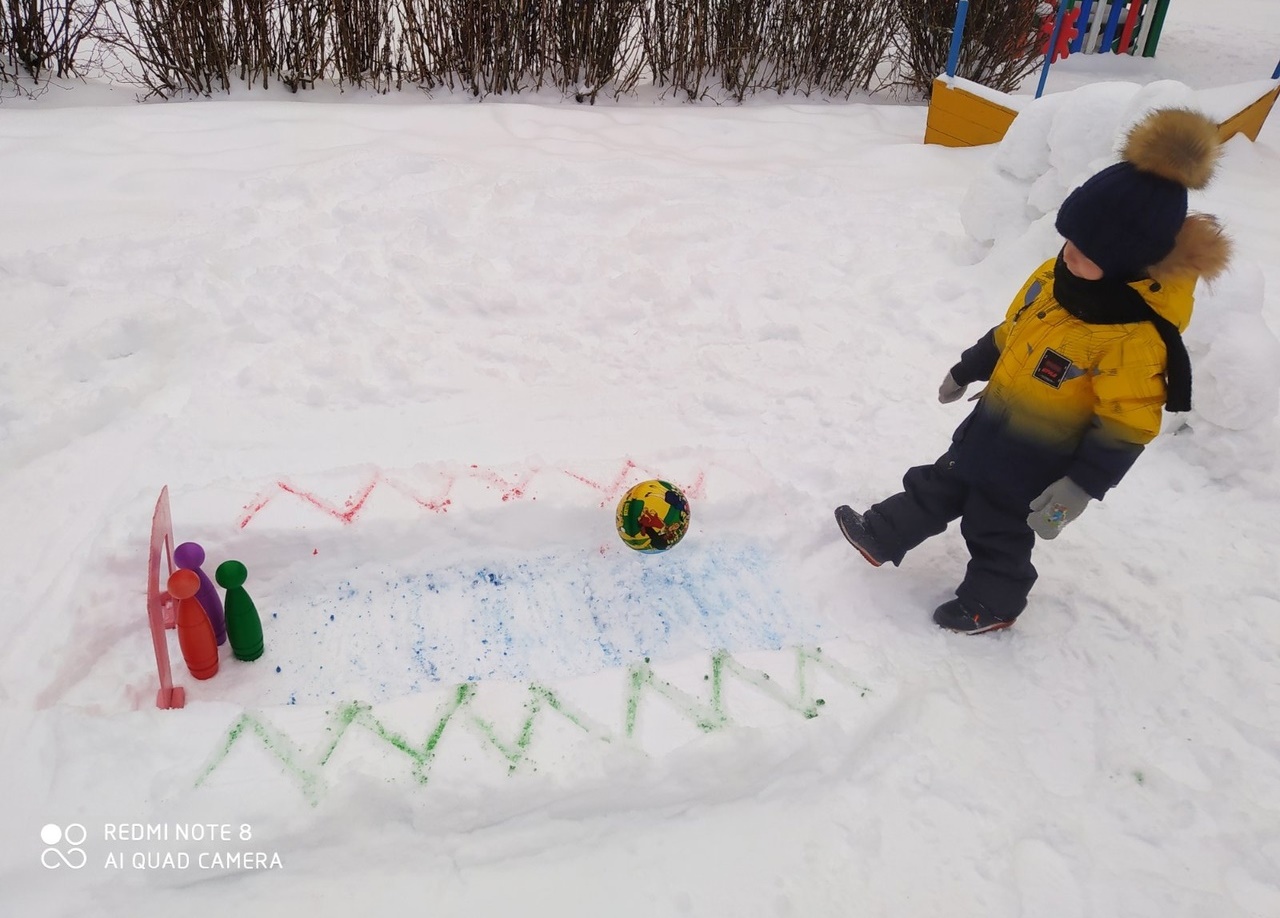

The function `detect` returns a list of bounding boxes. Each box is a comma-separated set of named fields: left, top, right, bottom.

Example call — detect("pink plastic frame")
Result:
left=148, top=486, right=185, bottom=709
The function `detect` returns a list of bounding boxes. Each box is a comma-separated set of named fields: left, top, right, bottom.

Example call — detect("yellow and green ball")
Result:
left=615, top=479, right=691, bottom=553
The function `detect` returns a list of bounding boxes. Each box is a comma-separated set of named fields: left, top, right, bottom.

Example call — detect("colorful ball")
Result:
left=615, top=479, right=690, bottom=553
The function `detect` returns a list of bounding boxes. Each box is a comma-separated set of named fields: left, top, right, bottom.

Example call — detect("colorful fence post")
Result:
left=1134, top=0, right=1158, bottom=55
left=1070, top=0, right=1095, bottom=53
left=1036, top=2, right=1072, bottom=99
left=1143, top=0, right=1172, bottom=57
left=148, top=486, right=185, bottom=709
left=1082, top=0, right=1106, bottom=52
left=1065, top=2, right=1170, bottom=58
left=944, top=0, right=970, bottom=80
left=1099, top=0, right=1126, bottom=53
left=1117, top=0, right=1144, bottom=54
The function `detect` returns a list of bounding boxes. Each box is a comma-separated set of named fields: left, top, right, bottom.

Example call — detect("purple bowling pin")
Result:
left=174, top=541, right=227, bottom=645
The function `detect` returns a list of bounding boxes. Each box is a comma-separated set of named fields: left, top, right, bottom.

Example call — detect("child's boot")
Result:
left=933, top=598, right=1016, bottom=635
left=835, top=506, right=889, bottom=567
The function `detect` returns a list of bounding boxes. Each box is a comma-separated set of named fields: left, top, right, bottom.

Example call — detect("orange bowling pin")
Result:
left=169, top=569, right=219, bottom=680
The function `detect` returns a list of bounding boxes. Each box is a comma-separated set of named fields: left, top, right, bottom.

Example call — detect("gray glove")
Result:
left=938, top=372, right=967, bottom=404
left=1027, top=477, right=1092, bottom=539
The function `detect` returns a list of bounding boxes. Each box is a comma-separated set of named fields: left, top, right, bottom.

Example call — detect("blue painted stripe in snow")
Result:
left=281, top=542, right=818, bottom=702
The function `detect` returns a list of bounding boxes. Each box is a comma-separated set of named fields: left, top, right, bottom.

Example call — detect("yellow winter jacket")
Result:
left=948, top=257, right=1195, bottom=503
left=989, top=257, right=1194, bottom=454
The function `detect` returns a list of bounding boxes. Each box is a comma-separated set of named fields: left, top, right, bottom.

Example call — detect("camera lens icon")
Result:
left=41, top=823, right=87, bottom=869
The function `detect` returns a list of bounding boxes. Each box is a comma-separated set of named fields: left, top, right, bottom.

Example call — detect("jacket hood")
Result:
left=1149, top=213, right=1232, bottom=286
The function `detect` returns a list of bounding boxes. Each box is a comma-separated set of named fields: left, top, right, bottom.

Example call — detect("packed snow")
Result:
left=2, top=3, right=1279, bottom=917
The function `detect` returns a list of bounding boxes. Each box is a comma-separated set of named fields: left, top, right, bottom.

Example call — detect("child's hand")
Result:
left=938, top=372, right=967, bottom=404
left=1027, top=477, right=1092, bottom=539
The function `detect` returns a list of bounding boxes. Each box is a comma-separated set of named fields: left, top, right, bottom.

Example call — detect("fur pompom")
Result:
left=1122, top=109, right=1221, bottom=190
left=1149, top=214, right=1232, bottom=282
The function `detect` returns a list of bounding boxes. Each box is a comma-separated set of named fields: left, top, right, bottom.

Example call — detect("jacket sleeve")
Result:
left=951, top=260, right=1057, bottom=386
left=1067, top=330, right=1167, bottom=499
left=949, top=327, right=1000, bottom=386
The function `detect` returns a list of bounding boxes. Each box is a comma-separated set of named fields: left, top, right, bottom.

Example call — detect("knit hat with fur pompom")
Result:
left=1055, top=108, right=1222, bottom=279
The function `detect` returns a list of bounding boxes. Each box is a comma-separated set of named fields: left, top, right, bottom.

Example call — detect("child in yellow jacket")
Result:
left=837, top=108, right=1232, bottom=634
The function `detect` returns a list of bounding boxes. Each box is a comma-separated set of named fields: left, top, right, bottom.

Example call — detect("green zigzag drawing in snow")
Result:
left=195, top=647, right=871, bottom=805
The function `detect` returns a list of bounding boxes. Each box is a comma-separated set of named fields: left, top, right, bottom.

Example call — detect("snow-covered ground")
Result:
left=2, top=4, right=1279, bottom=916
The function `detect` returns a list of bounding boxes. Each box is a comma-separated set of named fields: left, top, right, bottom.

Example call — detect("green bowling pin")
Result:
left=215, top=560, right=264, bottom=662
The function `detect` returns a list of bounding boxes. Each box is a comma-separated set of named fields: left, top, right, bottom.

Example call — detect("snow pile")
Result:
left=1177, top=262, right=1280, bottom=483
left=1187, top=262, right=1280, bottom=432
left=960, top=79, right=1204, bottom=250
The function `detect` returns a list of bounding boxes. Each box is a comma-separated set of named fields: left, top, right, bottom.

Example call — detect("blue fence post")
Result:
left=1036, top=3, right=1070, bottom=99
left=1099, top=0, right=1126, bottom=53
left=1071, top=0, right=1095, bottom=54
left=945, top=0, right=970, bottom=79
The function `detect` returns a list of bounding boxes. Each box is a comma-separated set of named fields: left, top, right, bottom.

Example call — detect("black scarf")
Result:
left=1052, top=251, right=1192, bottom=412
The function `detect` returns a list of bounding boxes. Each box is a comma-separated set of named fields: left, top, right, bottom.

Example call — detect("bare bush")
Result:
left=391, top=0, right=439, bottom=89
left=225, top=0, right=275, bottom=90
left=273, top=0, right=329, bottom=91
left=330, top=0, right=393, bottom=88
left=12, top=0, right=1045, bottom=103
left=2, top=0, right=103, bottom=81
left=643, top=0, right=897, bottom=104
left=641, top=0, right=771, bottom=103
left=1, top=5, right=11, bottom=81
left=641, top=0, right=781, bottom=103
left=97, top=0, right=231, bottom=96
left=893, top=0, right=1044, bottom=99
left=712, top=0, right=773, bottom=102
left=548, top=0, right=646, bottom=102
left=769, top=0, right=894, bottom=98
left=97, top=0, right=399, bottom=97
left=643, top=0, right=713, bottom=101
left=416, top=0, right=545, bottom=98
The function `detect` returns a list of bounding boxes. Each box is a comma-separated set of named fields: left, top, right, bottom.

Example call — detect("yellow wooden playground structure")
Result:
left=925, top=75, right=1280, bottom=148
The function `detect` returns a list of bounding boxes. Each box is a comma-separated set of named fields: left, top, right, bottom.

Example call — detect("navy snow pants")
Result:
left=865, top=453, right=1038, bottom=619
